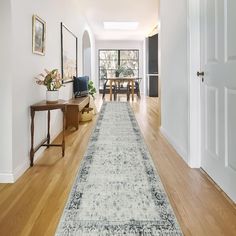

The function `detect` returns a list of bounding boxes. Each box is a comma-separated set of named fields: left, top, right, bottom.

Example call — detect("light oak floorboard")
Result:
left=0, top=94, right=235, bottom=236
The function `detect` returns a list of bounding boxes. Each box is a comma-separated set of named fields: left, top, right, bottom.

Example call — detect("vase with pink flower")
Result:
left=35, top=69, right=63, bottom=103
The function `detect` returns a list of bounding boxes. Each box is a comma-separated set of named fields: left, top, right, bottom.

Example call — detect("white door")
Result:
left=200, top=0, right=236, bottom=203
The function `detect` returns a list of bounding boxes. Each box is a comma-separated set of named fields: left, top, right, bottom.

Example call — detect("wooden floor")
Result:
left=0, top=94, right=236, bottom=236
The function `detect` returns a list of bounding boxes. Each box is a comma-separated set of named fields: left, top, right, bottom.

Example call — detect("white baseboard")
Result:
left=13, top=160, right=30, bottom=182
left=160, top=126, right=188, bottom=163
left=1, top=130, right=60, bottom=183
left=12, top=147, right=46, bottom=182
left=0, top=173, right=14, bottom=183
left=0, top=150, right=45, bottom=183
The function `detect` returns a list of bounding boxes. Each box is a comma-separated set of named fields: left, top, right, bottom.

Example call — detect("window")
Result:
left=98, top=49, right=139, bottom=89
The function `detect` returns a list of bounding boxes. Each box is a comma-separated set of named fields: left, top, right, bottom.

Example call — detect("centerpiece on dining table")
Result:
left=115, top=66, right=134, bottom=78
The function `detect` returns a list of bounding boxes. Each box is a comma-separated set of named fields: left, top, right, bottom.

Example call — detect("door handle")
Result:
left=197, top=71, right=205, bottom=82
left=197, top=71, right=204, bottom=77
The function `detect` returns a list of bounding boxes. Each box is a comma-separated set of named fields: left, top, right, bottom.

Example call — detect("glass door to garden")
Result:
left=98, top=49, right=139, bottom=89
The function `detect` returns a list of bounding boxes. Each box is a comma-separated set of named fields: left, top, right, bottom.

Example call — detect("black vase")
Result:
left=115, top=71, right=119, bottom=77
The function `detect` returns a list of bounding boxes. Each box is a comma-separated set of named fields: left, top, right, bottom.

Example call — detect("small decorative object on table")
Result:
left=35, top=69, right=64, bottom=103
left=115, top=66, right=134, bottom=77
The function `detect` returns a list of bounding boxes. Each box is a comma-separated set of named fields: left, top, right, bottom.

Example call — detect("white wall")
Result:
left=95, top=40, right=144, bottom=91
left=0, top=0, right=95, bottom=182
left=0, top=0, right=13, bottom=182
left=159, top=0, right=189, bottom=162
left=188, top=0, right=201, bottom=167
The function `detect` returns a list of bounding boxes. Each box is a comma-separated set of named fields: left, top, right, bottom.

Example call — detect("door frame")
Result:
left=187, top=0, right=201, bottom=168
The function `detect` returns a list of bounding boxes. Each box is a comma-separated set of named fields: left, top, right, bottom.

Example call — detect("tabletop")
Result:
left=30, top=100, right=67, bottom=111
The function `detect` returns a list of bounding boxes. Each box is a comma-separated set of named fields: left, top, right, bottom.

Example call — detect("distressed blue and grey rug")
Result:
left=55, top=102, right=183, bottom=236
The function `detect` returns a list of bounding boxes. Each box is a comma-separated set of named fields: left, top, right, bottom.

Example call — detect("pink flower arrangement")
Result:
left=35, top=69, right=64, bottom=91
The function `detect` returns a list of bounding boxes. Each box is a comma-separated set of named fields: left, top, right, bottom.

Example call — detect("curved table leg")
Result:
left=30, top=109, right=35, bottom=167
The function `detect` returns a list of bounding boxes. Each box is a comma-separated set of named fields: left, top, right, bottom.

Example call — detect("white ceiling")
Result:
left=79, top=0, right=158, bottom=40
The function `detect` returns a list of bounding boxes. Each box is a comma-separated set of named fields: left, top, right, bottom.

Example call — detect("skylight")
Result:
left=103, top=22, right=139, bottom=30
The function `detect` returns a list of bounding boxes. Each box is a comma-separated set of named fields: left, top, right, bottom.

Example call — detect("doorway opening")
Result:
left=82, top=31, right=91, bottom=79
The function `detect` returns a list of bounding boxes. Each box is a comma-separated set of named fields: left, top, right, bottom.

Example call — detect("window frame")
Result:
left=98, top=49, right=139, bottom=88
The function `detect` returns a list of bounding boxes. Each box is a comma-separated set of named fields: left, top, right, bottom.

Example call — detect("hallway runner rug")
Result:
left=55, top=102, right=183, bottom=236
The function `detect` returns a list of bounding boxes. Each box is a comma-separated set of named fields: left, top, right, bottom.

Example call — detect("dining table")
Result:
left=106, top=77, right=137, bottom=101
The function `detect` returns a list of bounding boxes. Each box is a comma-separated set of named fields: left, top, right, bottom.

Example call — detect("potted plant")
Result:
left=115, top=66, right=134, bottom=77
left=87, top=80, right=97, bottom=115
left=35, top=69, right=63, bottom=103
left=123, top=67, right=134, bottom=77
left=88, top=80, right=97, bottom=98
left=115, top=66, right=125, bottom=77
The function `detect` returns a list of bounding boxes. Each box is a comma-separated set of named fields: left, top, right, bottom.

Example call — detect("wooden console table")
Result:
left=30, top=100, right=67, bottom=167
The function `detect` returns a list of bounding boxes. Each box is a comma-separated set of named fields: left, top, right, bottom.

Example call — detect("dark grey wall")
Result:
left=148, top=34, right=158, bottom=74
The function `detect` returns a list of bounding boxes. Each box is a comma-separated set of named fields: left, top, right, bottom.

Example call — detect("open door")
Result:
left=200, top=0, right=236, bottom=202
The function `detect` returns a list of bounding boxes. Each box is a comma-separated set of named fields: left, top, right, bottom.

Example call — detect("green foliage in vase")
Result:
left=35, top=69, right=64, bottom=91
left=115, top=66, right=134, bottom=77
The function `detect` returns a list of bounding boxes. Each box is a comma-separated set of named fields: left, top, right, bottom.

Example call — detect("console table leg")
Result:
left=30, top=109, right=35, bottom=167
left=47, top=110, right=50, bottom=148
left=62, top=107, right=66, bottom=157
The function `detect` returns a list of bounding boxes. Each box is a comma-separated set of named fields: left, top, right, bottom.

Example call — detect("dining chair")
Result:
left=115, top=81, right=130, bottom=100
left=128, top=78, right=142, bottom=99
left=102, top=79, right=117, bottom=100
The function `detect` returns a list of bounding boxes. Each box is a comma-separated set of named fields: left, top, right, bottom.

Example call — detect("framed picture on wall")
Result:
left=61, top=22, right=78, bottom=83
left=32, top=15, right=46, bottom=55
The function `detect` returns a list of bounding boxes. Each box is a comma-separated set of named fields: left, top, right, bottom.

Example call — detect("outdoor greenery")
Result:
left=99, top=50, right=139, bottom=88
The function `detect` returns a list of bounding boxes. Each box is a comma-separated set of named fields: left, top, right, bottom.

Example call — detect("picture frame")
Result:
left=61, top=22, right=78, bottom=83
left=32, top=15, right=46, bottom=55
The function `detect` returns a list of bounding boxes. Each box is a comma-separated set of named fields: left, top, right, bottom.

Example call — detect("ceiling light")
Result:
left=103, top=22, right=139, bottom=30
